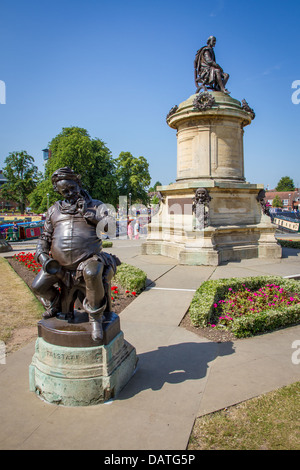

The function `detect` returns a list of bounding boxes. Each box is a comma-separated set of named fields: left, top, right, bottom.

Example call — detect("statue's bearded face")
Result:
left=208, top=36, right=216, bottom=47
left=56, top=179, right=81, bottom=204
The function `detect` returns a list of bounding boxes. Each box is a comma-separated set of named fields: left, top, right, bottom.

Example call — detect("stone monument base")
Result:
left=142, top=180, right=282, bottom=266
left=29, top=311, right=137, bottom=406
left=0, top=239, right=12, bottom=253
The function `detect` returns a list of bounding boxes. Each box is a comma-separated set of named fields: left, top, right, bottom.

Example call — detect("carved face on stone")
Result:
left=195, top=188, right=208, bottom=203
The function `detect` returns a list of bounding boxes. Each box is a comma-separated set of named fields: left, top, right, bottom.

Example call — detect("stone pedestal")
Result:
left=142, top=91, right=281, bottom=265
left=29, top=312, right=137, bottom=406
left=0, top=239, right=12, bottom=253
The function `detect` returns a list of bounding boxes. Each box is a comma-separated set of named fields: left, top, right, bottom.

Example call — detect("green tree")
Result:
left=29, top=127, right=118, bottom=213
left=115, top=152, right=151, bottom=205
left=272, top=195, right=283, bottom=208
left=149, top=181, right=162, bottom=192
left=275, top=176, right=295, bottom=192
left=1, top=151, right=41, bottom=213
left=150, top=194, right=160, bottom=205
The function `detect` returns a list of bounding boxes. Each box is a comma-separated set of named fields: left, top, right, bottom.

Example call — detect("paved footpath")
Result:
left=0, top=239, right=300, bottom=450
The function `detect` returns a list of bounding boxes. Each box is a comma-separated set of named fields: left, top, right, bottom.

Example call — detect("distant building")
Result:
left=265, top=189, right=300, bottom=211
left=42, top=148, right=51, bottom=161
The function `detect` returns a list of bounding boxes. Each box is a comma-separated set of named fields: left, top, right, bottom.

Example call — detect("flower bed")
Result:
left=12, top=252, right=145, bottom=309
left=13, top=252, right=41, bottom=274
left=189, top=276, right=300, bottom=338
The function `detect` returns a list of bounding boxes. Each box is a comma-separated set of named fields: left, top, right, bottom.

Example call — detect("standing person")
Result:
left=12, top=222, right=19, bottom=241
left=134, top=218, right=140, bottom=240
left=127, top=219, right=133, bottom=239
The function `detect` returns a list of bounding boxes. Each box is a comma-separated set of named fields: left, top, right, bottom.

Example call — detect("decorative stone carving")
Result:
left=241, top=99, right=255, bottom=119
left=256, top=189, right=270, bottom=216
left=166, top=105, right=178, bottom=121
left=193, top=92, right=216, bottom=111
left=192, top=188, right=212, bottom=229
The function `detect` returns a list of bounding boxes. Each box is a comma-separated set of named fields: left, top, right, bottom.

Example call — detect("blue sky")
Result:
left=1, top=0, right=299, bottom=189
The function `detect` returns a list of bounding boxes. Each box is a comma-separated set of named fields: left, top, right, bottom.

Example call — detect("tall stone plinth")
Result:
left=29, top=312, right=137, bottom=406
left=142, top=91, right=281, bottom=265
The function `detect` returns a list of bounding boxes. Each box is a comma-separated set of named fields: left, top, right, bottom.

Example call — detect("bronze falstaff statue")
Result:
left=32, top=167, right=120, bottom=341
left=194, top=36, right=230, bottom=94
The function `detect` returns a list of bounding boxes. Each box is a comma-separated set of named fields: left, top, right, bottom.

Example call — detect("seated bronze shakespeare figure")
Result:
left=194, top=36, right=230, bottom=94
left=32, top=167, right=120, bottom=341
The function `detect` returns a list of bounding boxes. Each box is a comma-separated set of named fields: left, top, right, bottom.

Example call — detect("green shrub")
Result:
left=114, top=263, right=147, bottom=294
left=189, top=276, right=300, bottom=337
left=231, top=304, right=300, bottom=338
left=277, top=239, right=300, bottom=249
left=102, top=240, right=113, bottom=248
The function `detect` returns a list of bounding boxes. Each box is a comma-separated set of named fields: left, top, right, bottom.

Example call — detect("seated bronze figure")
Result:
left=194, top=36, right=230, bottom=94
left=32, top=167, right=120, bottom=341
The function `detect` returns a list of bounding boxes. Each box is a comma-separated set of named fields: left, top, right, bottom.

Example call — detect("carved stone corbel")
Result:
left=192, top=188, right=212, bottom=229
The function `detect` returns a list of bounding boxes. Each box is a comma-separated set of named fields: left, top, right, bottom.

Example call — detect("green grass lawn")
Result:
left=188, top=382, right=300, bottom=450
left=0, top=257, right=43, bottom=345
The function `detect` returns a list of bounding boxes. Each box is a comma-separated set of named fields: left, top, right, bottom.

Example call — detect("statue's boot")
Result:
left=42, top=294, right=61, bottom=319
left=83, top=298, right=107, bottom=341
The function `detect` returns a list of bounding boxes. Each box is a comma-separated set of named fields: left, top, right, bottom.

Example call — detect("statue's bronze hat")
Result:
left=51, top=167, right=81, bottom=189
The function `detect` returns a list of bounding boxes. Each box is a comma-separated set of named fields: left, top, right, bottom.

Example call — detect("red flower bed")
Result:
left=14, top=252, right=138, bottom=305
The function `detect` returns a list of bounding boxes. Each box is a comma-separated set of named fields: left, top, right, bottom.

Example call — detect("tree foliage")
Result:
left=29, top=127, right=118, bottom=212
left=275, top=176, right=295, bottom=192
left=29, top=127, right=152, bottom=213
left=149, top=181, right=162, bottom=192
left=272, top=195, right=283, bottom=208
left=1, top=151, right=41, bottom=213
left=115, top=151, right=151, bottom=205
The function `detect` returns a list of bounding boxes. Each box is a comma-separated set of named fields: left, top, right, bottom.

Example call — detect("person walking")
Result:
left=127, top=219, right=133, bottom=239
left=134, top=219, right=140, bottom=240
left=12, top=222, right=19, bottom=241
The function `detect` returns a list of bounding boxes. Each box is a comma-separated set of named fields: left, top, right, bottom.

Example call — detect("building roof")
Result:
left=265, top=189, right=299, bottom=200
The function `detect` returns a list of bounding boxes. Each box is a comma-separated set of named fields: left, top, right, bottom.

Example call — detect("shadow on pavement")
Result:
left=117, top=340, right=235, bottom=399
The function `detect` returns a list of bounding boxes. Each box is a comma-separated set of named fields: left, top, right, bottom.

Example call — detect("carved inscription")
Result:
left=46, top=350, right=79, bottom=361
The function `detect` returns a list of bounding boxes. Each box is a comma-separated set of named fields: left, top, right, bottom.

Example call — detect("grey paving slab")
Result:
left=152, top=265, right=215, bottom=290
left=121, top=289, right=195, bottom=326
left=198, top=325, right=300, bottom=416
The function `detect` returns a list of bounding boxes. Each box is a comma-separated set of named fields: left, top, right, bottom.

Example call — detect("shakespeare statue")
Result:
left=32, top=167, right=120, bottom=341
left=194, top=36, right=230, bottom=94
